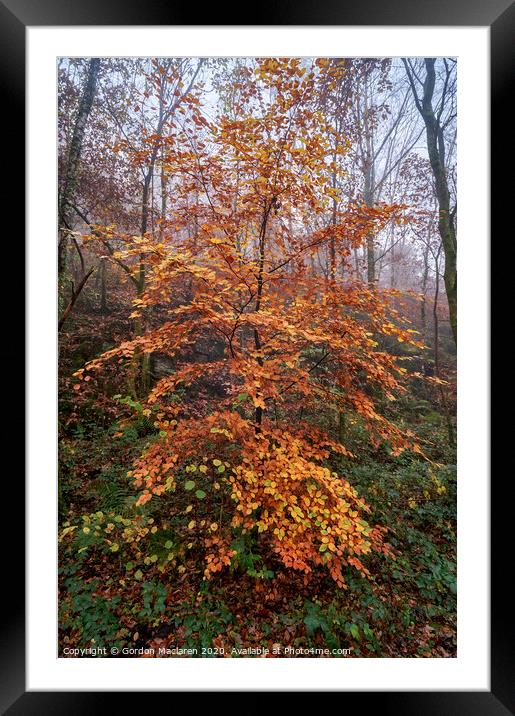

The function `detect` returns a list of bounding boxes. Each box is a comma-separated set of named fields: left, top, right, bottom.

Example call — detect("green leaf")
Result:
left=363, top=623, right=374, bottom=640
left=303, top=612, right=326, bottom=637
left=134, top=569, right=143, bottom=580
left=164, top=540, right=173, bottom=549
left=195, top=490, right=206, bottom=499
left=184, top=480, right=196, bottom=491
left=217, top=464, right=225, bottom=473
left=349, top=623, right=360, bottom=641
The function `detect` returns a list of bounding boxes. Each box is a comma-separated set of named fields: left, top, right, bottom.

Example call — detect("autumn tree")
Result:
left=77, top=58, right=425, bottom=589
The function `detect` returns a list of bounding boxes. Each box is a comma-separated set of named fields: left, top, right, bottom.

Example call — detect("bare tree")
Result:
left=349, top=60, right=424, bottom=286
left=403, top=58, right=457, bottom=345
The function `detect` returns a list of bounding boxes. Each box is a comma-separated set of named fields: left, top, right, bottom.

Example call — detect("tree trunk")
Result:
left=364, top=165, right=375, bottom=287
left=130, top=59, right=203, bottom=397
left=330, top=149, right=338, bottom=281
left=404, top=58, right=457, bottom=345
left=100, top=257, right=108, bottom=314
left=433, top=252, right=440, bottom=373
left=128, top=114, right=161, bottom=398
left=160, top=159, right=168, bottom=235
left=58, top=58, right=100, bottom=275
left=433, top=247, right=455, bottom=448
left=421, top=242, right=430, bottom=334
left=338, top=410, right=346, bottom=444
left=253, top=201, right=273, bottom=432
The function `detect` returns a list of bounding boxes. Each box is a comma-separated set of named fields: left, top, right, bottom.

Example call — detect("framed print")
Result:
left=1, top=0, right=508, bottom=711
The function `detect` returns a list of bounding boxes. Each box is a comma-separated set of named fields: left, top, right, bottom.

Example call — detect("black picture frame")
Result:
left=2, top=0, right=506, bottom=711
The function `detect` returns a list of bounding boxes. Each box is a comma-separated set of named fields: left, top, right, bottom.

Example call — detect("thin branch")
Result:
left=58, top=267, right=95, bottom=331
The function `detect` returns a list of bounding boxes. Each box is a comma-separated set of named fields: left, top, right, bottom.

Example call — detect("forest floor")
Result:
left=59, top=314, right=456, bottom=659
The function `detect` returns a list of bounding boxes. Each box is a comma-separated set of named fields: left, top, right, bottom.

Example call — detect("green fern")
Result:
left=90, top=474, right=134, bottom=515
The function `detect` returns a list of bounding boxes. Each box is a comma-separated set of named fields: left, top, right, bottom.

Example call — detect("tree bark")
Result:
left=58, top=267, right=95, bottom=331
left=363, top=161, right=376, bottom=287
left=403, top=58, right=457, bottom=345
left=433, top=246, right=455, bottom=448
left=100, top=257, right=108, bottom=314
left=421, top=241, right=430, bottom=334
left=253, top=200, right=273, bottom=432
left=58, top=58, right=100, bottom=275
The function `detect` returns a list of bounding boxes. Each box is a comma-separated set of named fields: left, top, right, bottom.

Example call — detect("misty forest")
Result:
left=58, top=56, right=457, bottom=658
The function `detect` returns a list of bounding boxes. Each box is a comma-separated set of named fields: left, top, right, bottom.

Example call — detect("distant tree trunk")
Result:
left=359, top=74, right=376, bottom=288
left=329, top=156, right=346, bottom=433
left=366, top=239, right=375, bottom=285
left=433, top=249, right=441, bottom=372
left=390, top=238, right=396, bottom=289
left=403, top=58, right=457, bottom=345
left=433, top=245, right=455, bottom=448
left=353, top=248, right=362, bottom=280
left=419, top=241, right=430, bottom=388
left=58, top=58, right=100, bottom=275
left=363, top=162, right=376, bottom=287
left=421, top=246, right=430, bottom=331
left=131, top=60, right=202, bottom=396
left=338, top=410, right=346, bottom=444
left=160, top=159, right=168, bottom=236
left=330, top=149, right=338, bottom=281
left=100, top=257, right=108, bottom=314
